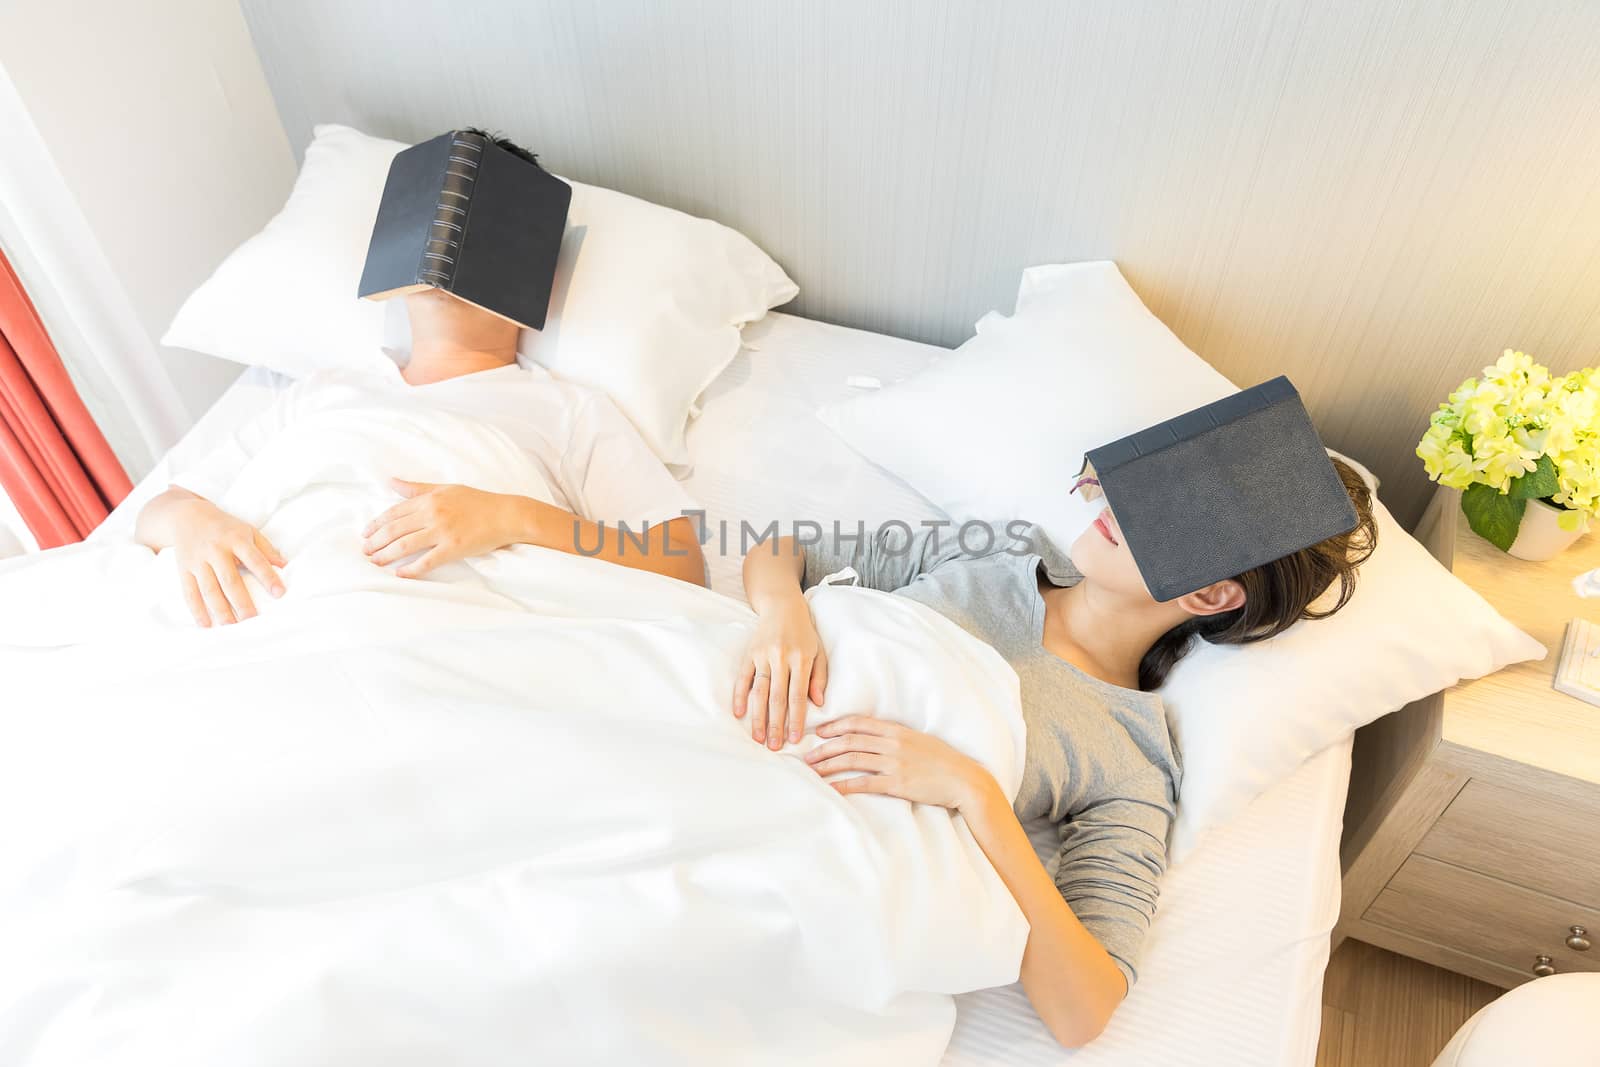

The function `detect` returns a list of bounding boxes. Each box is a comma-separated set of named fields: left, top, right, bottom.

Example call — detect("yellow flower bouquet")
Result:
left=1417, top=350, right=1598, bottom=552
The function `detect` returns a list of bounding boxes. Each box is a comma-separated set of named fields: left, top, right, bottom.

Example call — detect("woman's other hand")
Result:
left=733, top=591, right=828, bottom=750
left=169, top=498, right=286, bottom=627
left=363, top=479, right=531, bottom=578
left=806, top=715, right=996, bottom=812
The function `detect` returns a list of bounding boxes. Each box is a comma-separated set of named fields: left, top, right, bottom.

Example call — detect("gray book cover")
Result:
left=1082, top=376, right=1358, bottom=601
left=358, top=130, right=571, bottom=331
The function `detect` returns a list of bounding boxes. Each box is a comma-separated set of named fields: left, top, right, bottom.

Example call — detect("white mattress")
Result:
left=98, top=311, right=1349, bottom=1065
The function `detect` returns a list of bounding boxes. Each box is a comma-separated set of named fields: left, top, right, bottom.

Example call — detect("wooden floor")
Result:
left=1315, top=940, right=1502, bottom=1067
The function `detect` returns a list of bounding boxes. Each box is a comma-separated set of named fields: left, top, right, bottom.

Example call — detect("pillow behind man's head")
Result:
left=164, top=124, right=403, bottom=380
left=165, top=124, right=797, bottom=466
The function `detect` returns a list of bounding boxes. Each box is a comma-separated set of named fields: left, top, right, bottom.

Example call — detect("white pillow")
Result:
left=390, top=175, right=799, bottom=468
left=165, top=124, right=798, bottom=466
left=1161, top=490, right=1541, bottom=856
left=822, top=261, right=1238, bottom=552
left=819, top=261, right=1545, bottom=856
left=163, top=125, right=397, bottom=379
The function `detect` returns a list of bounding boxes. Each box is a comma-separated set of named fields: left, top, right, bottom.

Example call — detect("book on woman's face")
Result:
left=358, top=130, right=572, bottom=330
left=1077, top=376, right=1359, bottom=602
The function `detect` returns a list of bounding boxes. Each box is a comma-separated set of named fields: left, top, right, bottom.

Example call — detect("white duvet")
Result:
left=0, top=406, right=1029, bottom=1067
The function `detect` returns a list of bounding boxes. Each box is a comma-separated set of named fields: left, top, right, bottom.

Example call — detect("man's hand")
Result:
left=169, top=498, right=286, bottom=627
left=363, top=479, right=529, bottom=578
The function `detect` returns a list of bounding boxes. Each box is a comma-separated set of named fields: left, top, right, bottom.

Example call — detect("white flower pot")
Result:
left=1508, top=498, right=1587, bottom=561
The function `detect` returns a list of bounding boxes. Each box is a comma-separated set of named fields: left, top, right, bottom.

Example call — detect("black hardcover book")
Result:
left=1080, top=375, right=1358, bottom=601
left=358, top=130, right=572, bottom=330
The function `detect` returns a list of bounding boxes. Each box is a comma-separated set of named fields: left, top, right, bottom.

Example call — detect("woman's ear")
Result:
left=1176, top=578, right=1246, bottom=618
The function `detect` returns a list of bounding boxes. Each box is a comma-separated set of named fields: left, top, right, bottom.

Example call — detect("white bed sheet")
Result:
left=97, top=311, right=1348, bottom=1065
left=948, top=740, right=1348, bottom=1065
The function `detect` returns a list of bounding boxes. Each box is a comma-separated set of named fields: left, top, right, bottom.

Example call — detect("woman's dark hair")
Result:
left=463, top=126, right=540, bottom=168
left=1137, top=457, right=1378, bottom=691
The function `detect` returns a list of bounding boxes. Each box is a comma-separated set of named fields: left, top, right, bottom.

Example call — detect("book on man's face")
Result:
left=1078, top=375, right=1358, bottom=602
left=358, top=130, right=572, bottom=330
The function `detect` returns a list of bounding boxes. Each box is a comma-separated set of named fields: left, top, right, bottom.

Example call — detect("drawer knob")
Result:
left=1567, top=926, right=1591, bottom=952
left=1532, top=955, right=1557, bottom=978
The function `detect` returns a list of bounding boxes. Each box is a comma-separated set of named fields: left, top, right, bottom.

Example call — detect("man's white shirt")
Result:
left=171, top=361, right=695, bottom=529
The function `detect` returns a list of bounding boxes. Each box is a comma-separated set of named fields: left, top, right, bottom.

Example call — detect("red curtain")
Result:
left=0, top=244, right=132, bottom=548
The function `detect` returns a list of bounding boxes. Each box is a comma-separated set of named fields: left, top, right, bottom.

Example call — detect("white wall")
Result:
left=0, top=0, right=295, bottom=425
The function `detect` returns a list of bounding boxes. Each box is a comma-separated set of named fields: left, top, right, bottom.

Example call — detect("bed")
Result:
left=95, top=310, right=1349, bottom=1066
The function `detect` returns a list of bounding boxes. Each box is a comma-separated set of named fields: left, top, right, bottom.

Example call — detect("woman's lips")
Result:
left=1093, top=515, right=1118, bottom=546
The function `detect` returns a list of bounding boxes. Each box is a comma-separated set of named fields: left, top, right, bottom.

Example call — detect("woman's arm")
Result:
left=736, top=537, right=827, bottom=748
left=961, top=777, right=1129, bottom=1047
left=743, top=534, right=807, bottom=611
left=735, top=523, right=972, bottom=748
left=362, top=479, right=706, bottom=586
left=809, top=716, right=1127, bottom=1048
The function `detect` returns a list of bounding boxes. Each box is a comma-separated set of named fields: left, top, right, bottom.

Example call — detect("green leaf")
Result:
left=1461, top=483, right=1527, bottom=552
left=1509, top=454, right=1559, bottom=500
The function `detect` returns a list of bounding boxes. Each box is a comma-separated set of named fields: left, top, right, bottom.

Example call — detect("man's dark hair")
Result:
left=463, top=126, right=540, bottom=168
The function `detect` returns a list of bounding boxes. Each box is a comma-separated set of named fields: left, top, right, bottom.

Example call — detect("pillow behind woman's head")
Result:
left=819, top=261, right=1544, bottom=857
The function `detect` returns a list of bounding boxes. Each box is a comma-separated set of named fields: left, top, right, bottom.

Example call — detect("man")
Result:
left=137, top=137, right=704, bottom=626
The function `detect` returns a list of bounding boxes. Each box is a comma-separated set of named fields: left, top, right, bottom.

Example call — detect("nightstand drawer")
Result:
left=1415, top=779, right=1600, bottom=909
left=1366, top=855, right=1600, bottom=980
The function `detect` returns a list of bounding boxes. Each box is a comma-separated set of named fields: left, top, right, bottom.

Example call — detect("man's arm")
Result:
left=521, top=499, right=706, bottom=586
left=136, top=487, right=287, bottom=626
left=363, top=480, right=707, bottom=586
left=135, top=486, right=210, bottom=552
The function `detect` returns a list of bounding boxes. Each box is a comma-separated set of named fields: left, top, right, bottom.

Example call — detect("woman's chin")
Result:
left=1068, top=526, right=1104, bottom=566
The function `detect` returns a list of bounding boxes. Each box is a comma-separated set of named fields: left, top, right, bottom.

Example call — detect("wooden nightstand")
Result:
left=1336, top=488, right=1600, bottom=987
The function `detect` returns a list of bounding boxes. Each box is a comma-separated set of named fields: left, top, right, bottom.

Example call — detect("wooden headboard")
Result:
left=239, top=0, right=1600, bottom=526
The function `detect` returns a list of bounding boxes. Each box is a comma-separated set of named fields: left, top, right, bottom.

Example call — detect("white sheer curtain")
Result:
left=0, top=65, right=188, bottom=483
left=0, top=485, right=35, bottom=558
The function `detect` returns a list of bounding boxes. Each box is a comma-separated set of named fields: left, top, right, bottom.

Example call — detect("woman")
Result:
left=732, top=458, right=1375, bottom=1047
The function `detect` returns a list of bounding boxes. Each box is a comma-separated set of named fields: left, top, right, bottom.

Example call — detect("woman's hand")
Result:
left=169, top=498, right=286, bottom=627
left=733, top=591, right=828, bottom=750
left=805, top=715, right=995, bottom=812
left=363, top=479, right=533, bottom=578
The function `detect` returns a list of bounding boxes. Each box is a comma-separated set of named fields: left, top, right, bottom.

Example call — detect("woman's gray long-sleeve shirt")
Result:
left=800, top=522, right=1178, bottom=988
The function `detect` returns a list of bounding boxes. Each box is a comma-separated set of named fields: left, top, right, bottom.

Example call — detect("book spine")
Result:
left=417, top=131, right=486, bottom=289
left=1089, top=375, right=1297, bottom=473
